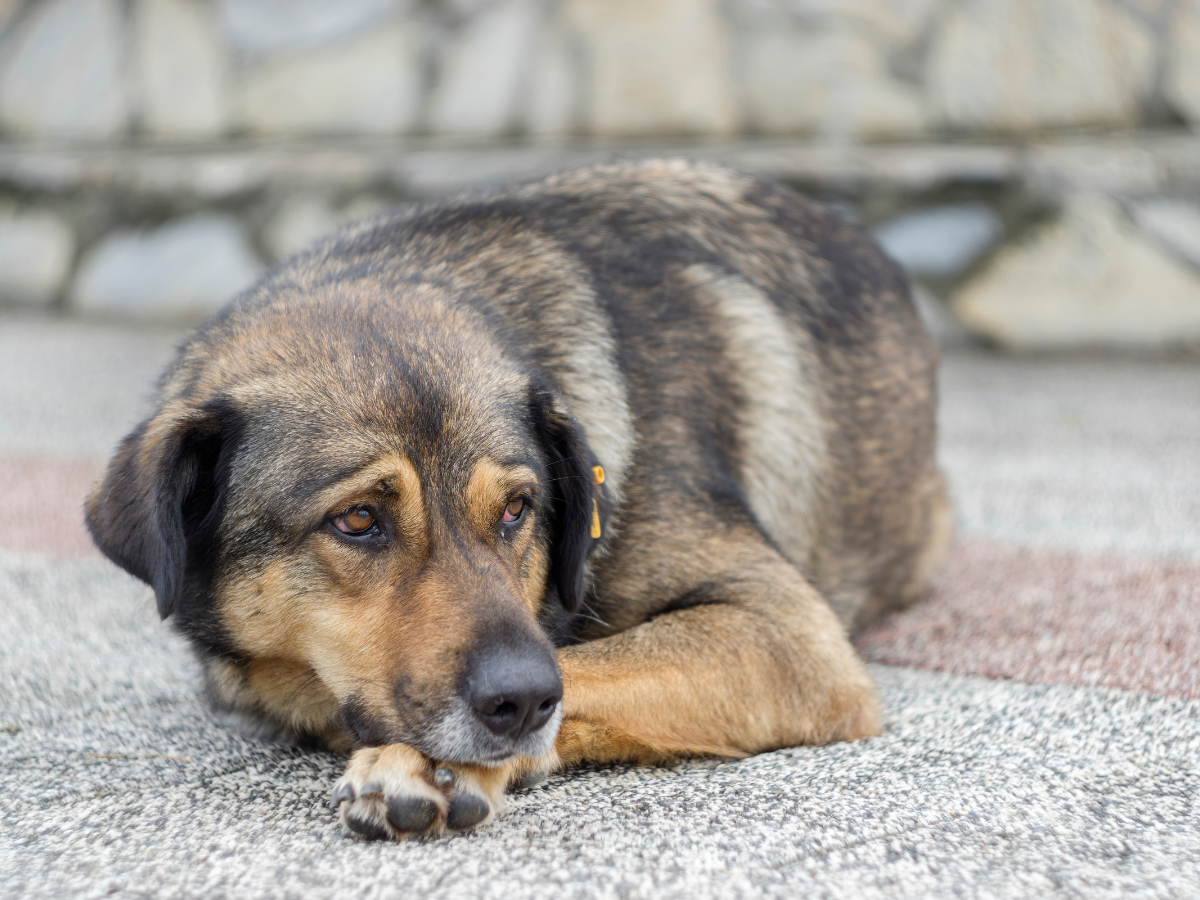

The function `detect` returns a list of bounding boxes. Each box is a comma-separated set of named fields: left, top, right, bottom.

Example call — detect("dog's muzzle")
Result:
left=404, top=633, right=564, bottom=765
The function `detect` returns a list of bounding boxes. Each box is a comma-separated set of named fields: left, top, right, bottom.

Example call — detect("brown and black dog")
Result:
left=87, top=160, right=951, bottom=840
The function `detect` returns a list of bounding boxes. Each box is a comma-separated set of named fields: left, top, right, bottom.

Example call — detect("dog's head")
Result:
left=86, top=286, right=607, bottom=764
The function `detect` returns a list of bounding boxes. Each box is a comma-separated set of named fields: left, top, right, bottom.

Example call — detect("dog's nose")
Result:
left=466, top=643, right=563, bottom=741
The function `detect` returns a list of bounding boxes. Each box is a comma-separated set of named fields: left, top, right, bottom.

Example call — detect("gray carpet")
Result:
left=939, top=353, right=1200, bottom=563
left=2, top=550, right=1199, bottom=899
left=3, top=317, right=1200, bottom=898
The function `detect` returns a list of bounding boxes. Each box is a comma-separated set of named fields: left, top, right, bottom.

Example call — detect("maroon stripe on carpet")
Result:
left=0, top=456, right=104, bottom=559
left=857, top=541, right=1200, bottom=700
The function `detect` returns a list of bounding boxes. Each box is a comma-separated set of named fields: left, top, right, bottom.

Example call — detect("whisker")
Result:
left=282, top=671, right=323, bottom=707
left=575, top=600, right=610, bottom=629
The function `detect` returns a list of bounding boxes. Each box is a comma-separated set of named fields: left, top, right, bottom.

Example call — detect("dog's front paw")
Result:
left=330, top=744, right=538, bottom=840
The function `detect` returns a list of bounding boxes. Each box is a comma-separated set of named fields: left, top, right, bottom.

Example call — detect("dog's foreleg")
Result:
left=553, top=554, right=881, bottom=767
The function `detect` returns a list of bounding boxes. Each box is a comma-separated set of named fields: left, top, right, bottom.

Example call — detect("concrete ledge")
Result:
left=1, top=133, right=1198, bottom=200
left=3, top=133, right=1199, bottom=345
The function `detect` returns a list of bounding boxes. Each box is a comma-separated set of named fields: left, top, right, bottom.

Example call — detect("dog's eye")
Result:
left=333, top=507, right=376, bottom=535
left=501, top=498, right=525, bottom=524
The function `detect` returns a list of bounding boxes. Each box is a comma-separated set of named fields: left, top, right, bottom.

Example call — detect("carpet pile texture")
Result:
left=2, top=320, right=1197, bottom=898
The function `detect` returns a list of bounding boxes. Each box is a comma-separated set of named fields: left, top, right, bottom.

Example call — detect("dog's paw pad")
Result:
left=386, top=795, right=439, bottom=833
left=446, top=792, right=489, bottom=831
left=333, top=745, right=518, bottom=839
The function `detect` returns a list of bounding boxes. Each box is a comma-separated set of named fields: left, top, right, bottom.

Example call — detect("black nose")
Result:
left=466, top=643, right=563, bottom=741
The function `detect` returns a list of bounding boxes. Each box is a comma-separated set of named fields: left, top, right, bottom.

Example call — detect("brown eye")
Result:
left=501, top=497, right=525, bottom=524
left=333, top=507, right=376, bottom=535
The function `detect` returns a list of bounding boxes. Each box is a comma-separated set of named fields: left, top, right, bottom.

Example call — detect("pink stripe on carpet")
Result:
left=857, top=542, right=1200, bottom=700
left=0, top=457, right=104, bottom=558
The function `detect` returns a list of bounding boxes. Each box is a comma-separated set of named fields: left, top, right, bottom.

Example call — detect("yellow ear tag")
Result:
left=590, top=466, right=604, bottom=538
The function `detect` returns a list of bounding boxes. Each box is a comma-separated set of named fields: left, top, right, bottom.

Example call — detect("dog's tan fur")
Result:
left=87, top=160, right=950, bottom=839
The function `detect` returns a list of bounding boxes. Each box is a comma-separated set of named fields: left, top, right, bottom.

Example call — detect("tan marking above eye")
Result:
left=308, top=454, right=426, bottom=556
left=334, top=507, right=376, bottom=534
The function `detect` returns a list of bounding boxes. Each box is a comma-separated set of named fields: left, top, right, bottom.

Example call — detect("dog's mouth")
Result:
left=339, top=695, right=563, bottom=766
left=413, top=697, right=563, bottom=766
left=335, top=631, right=565, bottom=763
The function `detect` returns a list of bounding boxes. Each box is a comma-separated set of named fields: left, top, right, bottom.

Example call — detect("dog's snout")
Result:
left=466, top=644, right=562, bottom=741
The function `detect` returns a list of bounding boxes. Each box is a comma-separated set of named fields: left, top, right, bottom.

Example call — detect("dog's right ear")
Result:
left=527, top=378, right=608, bottom=615
left=86, top=400, right=238, bottom=620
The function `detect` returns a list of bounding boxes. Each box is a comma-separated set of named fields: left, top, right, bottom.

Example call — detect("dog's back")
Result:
left=225, top=158, right=949, bottom=633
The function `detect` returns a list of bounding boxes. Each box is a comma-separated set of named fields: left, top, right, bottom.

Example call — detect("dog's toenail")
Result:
left=345, top=813, right=389, bottom=840
left=329, top=783, right=355, bottom=808
left=433, top=767, right=455, bottom=789
left=446, top=793, right=489, bottom=830
left=360, top=781, right=383, bottom=797
left=386, top=796, right=438, bottom=833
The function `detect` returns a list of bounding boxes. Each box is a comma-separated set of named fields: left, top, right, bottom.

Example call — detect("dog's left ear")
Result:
left=528, top=378, right=607, bottom=614
left=86, top=400, right=238, bottom=620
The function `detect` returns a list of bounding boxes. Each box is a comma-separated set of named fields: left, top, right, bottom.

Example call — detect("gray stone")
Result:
left=1132, top=199, right=1200, bottom=270
left=952, top=194, right=1200, bottom=349
left=736, top=0, right=941, bottom=46
left=911, top=284, right=972, bottom=349
left=1118, top=0, right=1174, bottom=18
left=70, top=214, right=264, bottom=321
left=842, top=0, right=941, bottom=43
left=0, top=210, right=75, bottom=307
left=740, top=25, right=929, bottom=139
left=1166, top=0, right=1200, bottom=127
left=4, top=136, right=1199, bottom=209
left=0, top=0, right=131, bottom=138
left=873, top=204, right=1004, bottom=279
left=263, top=194, right=340, bottom=262
left=0, top=0, right=21, bottom=33
left=429, top=0, right=538, bottom=136
left=1023, top=140, right=1167, bottom=199
left=524, top=26, right=578, bottom=136
left=134, top=0, right=229, bottom=138
left=233, top=24, right=420, bottom=134
left=340, top=194, right=391, bottom=222
left=562, top=0, right=736, bottom=136
left=216, top=0, right=401, bottom=57
left=927, top=0, right=1156, bottom=132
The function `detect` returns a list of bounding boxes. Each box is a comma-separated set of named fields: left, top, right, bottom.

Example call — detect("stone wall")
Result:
left=3, top=136, right=1199, bottom=350
left=1, top=0, right=1200, bottom=348
left=0, top=0, right=1198, bottom=142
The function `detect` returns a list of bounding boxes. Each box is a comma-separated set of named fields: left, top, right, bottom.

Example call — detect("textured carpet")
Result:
left=858, top=542, right=1200, bottom=700
left=2, top=550, right=1198, bottom=900
left=0, top=457, right=102, bottom=559
left=2, top=318, right=1199, bottom=898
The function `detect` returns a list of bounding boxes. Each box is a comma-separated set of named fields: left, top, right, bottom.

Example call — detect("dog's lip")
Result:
left=471, top=749, right=524, bottom=766
left=414, top=730, right=557, bottom=768
left=413, top=743, right=520, bottom=767
left=403, top=696, right=562, bottom=766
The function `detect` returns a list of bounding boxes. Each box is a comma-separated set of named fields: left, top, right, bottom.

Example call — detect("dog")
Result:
left=87, top=159, right=951, bottom=840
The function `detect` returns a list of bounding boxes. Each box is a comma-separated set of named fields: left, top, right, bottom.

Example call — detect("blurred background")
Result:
left=1, top=0, right=1199, bottom=566
left=0, top=0, right=1197, bottom=349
